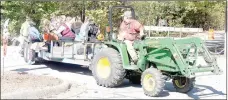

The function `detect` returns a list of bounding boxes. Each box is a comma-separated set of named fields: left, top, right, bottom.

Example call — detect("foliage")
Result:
left=127, top=1, right=226, bottom=30
left=0, top=1, right=226, bottom=37
left=85, top=1, right=125, bottom=34
left=1, top=1, right=59, bottom=36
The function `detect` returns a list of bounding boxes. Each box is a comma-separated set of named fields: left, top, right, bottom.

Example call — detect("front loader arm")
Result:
left=135, top=37, right=223, bottom=78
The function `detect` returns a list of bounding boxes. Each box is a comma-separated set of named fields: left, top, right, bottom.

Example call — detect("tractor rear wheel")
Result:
left=91, top=47, right=126, bottom=87
left=141, top=68, right=165, bottom=97
left=172, top=76, right=195, bottom=93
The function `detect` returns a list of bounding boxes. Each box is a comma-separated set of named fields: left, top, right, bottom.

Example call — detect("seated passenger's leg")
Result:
left=124, top=40, right=138, bottom=63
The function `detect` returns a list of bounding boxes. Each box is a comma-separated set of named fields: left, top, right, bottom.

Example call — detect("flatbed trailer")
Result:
left=24, top=39, right=107, bottom=67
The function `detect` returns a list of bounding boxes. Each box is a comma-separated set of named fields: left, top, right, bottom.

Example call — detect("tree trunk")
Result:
left=81, top=1, right=85, bottom=23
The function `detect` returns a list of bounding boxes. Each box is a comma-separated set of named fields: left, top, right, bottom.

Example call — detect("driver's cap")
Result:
left=121, top=11, right=132, bottom=18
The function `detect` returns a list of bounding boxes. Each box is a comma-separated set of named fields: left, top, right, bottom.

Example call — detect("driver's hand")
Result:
left=140, top=34, right=146, bottom=40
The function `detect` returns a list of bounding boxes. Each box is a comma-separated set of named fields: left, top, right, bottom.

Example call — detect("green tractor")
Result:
left=90, top=6, right=223, bottom=97
left=23, top=5, right=223, bottom=97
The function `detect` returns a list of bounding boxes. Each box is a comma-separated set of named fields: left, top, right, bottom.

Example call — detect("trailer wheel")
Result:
left=28, top=49, right=37, bottom=65
left=141, top=68, right=165, bottom=97
left=24, top=42, right=37, bottom=65
left=91, top=47, right=126, bottom=87
left=23, top=42, right=29, bottom=63
left=172, top=77, right=195, bottom=93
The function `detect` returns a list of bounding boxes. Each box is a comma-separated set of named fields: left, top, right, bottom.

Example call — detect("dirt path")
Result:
left=1, top=71, right=63, bottom=94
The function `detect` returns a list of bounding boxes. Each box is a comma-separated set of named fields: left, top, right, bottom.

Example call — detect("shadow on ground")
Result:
left=165, top=82, right=226, bottom=99
left=10, top=61, right=226, bottom=99
left=187, top=84, right=226, bottom=99
left=43, top=61, right=92, bottom=76
left=11, top=66, right=48, bottom=72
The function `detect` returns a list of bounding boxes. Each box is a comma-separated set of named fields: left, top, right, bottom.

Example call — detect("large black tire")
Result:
left=28, top=49, right=36, bottom=65
left=91, top=47, right=126, bottom=87
left=129, top=75, right=141, bottom=84
left=127, top=71, right=141, bottom=84
left=172, top=77, right=195, bottom=93
left=141, top=68, right=165, bottom=97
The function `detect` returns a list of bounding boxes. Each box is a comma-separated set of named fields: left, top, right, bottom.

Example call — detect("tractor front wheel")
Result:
left=141, top=68, right=165, bottom=97
left=172, top=76, right=195, bottom=93
left=91, top=47, right=126, bottom=87
left=24, top=42, right=42, bottom=65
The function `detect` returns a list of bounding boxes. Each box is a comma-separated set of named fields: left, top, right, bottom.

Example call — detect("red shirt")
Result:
left=119, top=19, right=143, bottom=41
left=61, top=23, right=75, bottom=38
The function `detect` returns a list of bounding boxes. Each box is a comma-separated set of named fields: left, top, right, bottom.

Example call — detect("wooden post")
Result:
left=2, top=57, right=4, bottom=76
left=168, top=27, right=170, bottom=37
left=2, top=19, right=10, bottom=76
left=2, top=38, right=8, bottom=76
left=179, top=28, right=182, bottom=38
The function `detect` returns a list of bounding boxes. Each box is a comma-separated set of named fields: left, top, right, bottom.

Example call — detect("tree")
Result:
left=1, top=1, right=226, bottom=36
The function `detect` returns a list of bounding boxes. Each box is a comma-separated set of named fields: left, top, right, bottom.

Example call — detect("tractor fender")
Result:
left=104, top=41, right=131, bottom=68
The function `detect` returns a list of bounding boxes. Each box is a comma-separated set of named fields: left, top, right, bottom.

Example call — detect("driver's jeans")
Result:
left=124, top=40, right=138, bottom=63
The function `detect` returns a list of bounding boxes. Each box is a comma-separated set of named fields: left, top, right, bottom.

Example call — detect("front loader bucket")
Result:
left=172, top=37, right=223, bottom=78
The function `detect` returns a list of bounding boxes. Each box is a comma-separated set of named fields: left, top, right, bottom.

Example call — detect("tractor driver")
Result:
left=118, top=11, right=145, bottom=64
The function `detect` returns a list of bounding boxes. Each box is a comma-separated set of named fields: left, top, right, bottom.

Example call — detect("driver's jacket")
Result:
left=119, top=19, right=143, bottom=41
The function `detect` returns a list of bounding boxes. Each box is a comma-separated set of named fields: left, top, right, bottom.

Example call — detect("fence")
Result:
left=144, top=26, right=204, bottom=38
left=144, top=26, right=225, bottom=55
left=204, top=32, right=225, bottom=55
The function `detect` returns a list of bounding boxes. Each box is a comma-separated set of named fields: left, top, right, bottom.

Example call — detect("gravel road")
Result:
left=1, top=46, right=227, bottom=99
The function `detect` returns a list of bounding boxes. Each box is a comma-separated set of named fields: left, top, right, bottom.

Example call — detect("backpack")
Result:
left=88, top=23, right=99, bottom=42
left=88, top=23, right=99, bottom=36
left=28, top=26, right=42, bottom=42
